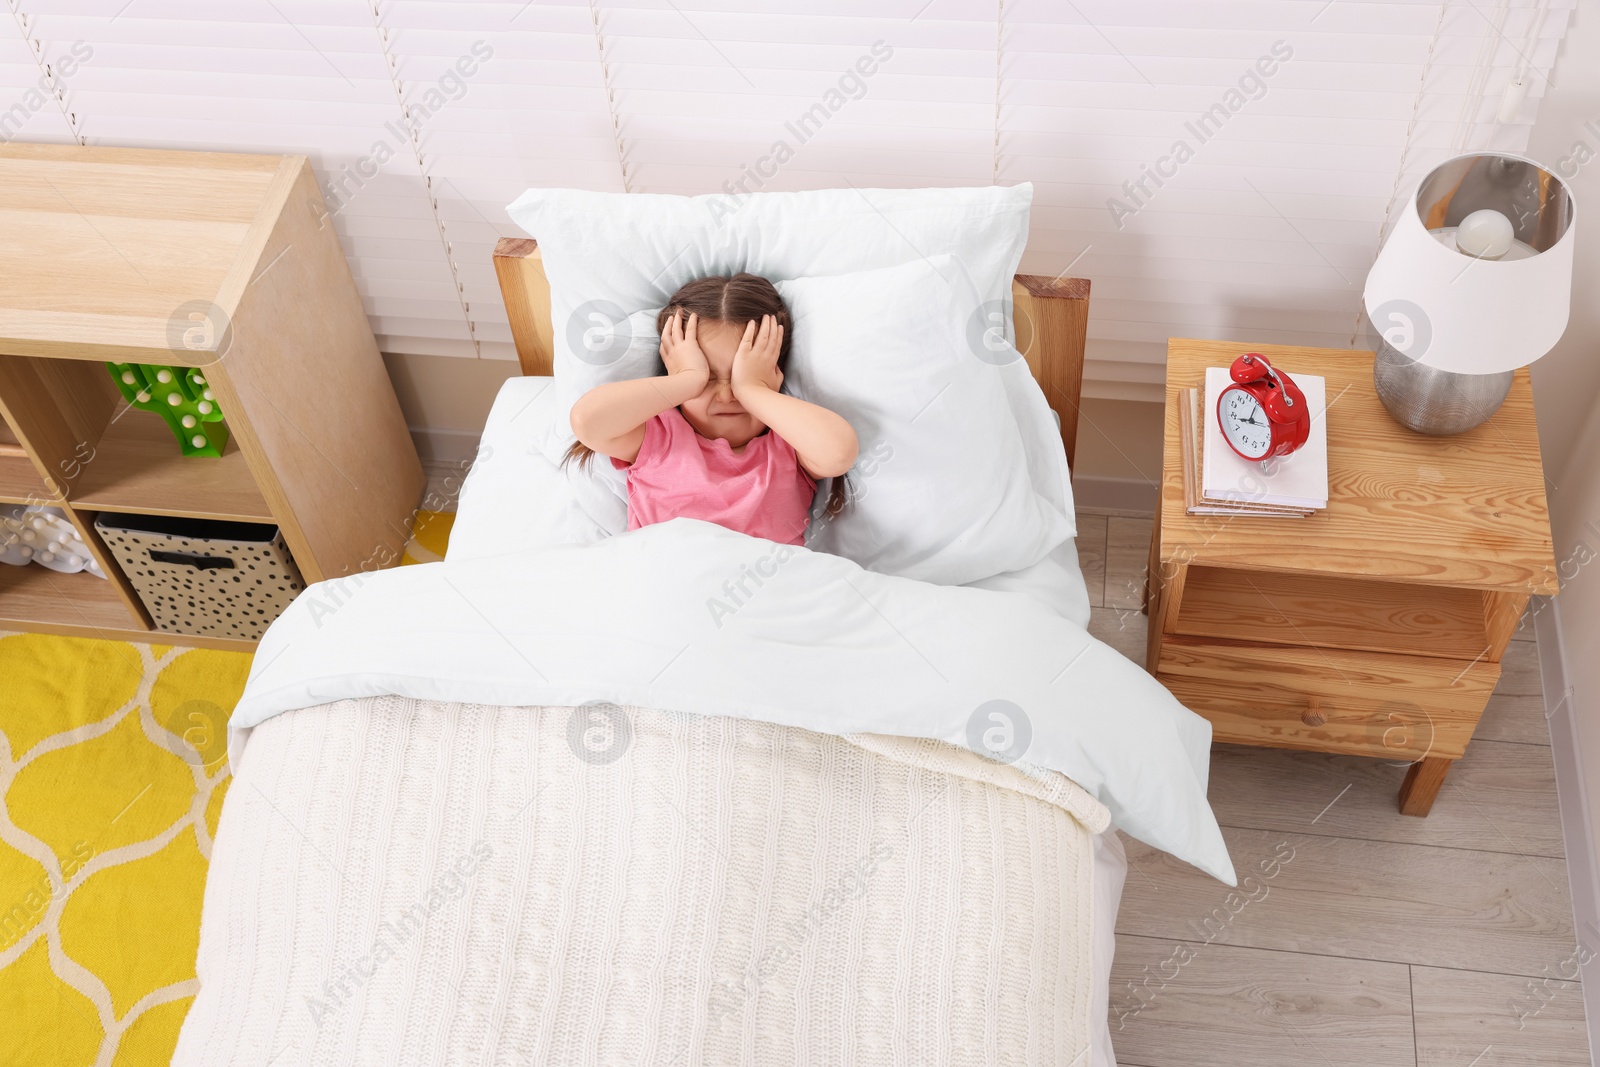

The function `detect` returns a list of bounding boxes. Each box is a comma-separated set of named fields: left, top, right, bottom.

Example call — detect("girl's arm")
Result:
left=569, top=311, right=709, bottom=464
left=732, top=316, right=859, bottom=479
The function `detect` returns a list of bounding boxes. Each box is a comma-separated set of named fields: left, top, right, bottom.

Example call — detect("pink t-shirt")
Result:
left=612, top=408, right=816, bottom=546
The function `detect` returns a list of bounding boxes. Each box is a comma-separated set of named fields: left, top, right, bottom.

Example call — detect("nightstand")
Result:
left=1145, top=338, right=1558, bottom=816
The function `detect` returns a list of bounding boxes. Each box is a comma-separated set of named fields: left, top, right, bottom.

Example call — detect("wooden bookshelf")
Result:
left=0, top=559, right=138, bottom=631
left=0, top=449, right=51, bottom=505
left=0, top=144, right=424, bottom=650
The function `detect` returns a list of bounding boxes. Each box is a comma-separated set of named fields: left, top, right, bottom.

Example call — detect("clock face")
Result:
left=1221, top=388, right=1272, bottom=459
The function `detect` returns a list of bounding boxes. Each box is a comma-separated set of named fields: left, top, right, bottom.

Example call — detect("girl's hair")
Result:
left=564, top=273, right=849, bottom=517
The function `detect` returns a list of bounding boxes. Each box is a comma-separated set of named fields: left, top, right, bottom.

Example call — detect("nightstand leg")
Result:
left=1142, top=507, right=1161, bottom=615
left=1398, top=757, right=1452, bottom=817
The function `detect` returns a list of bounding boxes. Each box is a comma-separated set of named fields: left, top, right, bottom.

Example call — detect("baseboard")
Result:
left=410, top=427, right=482, bottom=467
left=1072, top=474, right=1158, bottom=515
left=1533, top=596, right=1600, bottom=1064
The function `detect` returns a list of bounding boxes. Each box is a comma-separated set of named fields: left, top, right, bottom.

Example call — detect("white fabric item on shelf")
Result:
left=0, top=505, right=104, bottom=577
left=175, top=696, right=1112, bottom=1066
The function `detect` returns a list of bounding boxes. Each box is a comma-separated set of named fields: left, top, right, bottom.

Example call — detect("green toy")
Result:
left=106, top=363, right=229, bottom=457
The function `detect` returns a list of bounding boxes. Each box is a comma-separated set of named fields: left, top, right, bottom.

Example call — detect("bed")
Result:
left=173, top=186, right=1232, bottom=1067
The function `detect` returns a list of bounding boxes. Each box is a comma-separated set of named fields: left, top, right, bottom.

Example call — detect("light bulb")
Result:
left=191, top=435, right=206, bottom=448
left=1456, top=209, right=1515, bottom=258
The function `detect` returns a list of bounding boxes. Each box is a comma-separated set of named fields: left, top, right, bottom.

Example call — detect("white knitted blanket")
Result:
left=175, top=696, right=1111, bottom=1066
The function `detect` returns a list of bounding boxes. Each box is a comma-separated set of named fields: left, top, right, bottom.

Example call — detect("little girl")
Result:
left=566, top=274, right=857, bottom=546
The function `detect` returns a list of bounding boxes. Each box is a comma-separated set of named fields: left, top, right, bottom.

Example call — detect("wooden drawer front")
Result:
left=1155, top=635, right=1499, bottom=761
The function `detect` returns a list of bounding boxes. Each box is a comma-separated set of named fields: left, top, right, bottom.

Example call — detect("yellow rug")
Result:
left=0, top=635, right=249, bottom=1066
left=401, top=509, right=454, bottom=566
left=0, top=510, right=454, bottom=1064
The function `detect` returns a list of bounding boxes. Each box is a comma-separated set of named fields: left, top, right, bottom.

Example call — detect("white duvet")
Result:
left=232, top=519, right=1234, bottom=885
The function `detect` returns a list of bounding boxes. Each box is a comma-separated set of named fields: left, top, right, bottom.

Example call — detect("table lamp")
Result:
left=1362, top=152, right=1576, bottom=434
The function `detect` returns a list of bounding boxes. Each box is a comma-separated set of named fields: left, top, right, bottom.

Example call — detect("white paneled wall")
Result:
left=0, top=0, right=1573, bottom=400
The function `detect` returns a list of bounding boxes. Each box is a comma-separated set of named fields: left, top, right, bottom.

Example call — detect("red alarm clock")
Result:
left=1216, top=353, right=1310, bottom=461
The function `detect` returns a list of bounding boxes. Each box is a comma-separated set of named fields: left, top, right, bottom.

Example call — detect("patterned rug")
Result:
left=0, top=510, right=452, bottom=1064
left=0, top=635, right=248, bottom=1066
left=400, top=508, right=454, bottom=566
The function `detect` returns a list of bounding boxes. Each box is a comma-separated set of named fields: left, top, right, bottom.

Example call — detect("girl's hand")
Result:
left=660, top=310, right=710, bottom=388
left=731, top=315, right=783, bottom=400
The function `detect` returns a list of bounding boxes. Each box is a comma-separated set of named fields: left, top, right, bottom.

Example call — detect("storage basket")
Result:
left=94, top=513, right=305, bottom=639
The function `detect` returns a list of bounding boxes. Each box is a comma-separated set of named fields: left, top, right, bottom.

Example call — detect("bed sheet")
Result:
left=447, top=377, right=1092, bottom=630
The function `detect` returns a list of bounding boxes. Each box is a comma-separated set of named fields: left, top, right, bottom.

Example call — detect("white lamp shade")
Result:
left=1363, top=153, right=1576, bottom=376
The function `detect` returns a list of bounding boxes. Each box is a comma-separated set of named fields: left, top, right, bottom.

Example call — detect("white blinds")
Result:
left=0, top=0, right=1575, bottom=400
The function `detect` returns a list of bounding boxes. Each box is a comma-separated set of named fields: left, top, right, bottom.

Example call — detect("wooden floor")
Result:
left=1076, top=509, right=1593, bottom=1067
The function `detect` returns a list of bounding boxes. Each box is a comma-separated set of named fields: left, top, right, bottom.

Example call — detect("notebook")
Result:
left=1179, top=388, right=1312, bottom=516
left=1196, top=366, right=1329, bottom=512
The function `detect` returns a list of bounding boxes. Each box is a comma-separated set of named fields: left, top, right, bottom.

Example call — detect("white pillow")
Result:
left=780, top=256, right=1073, bottom=585
left=504, top=184, right=1033, bottom=408
left=451, top=378, right=628, bottom=555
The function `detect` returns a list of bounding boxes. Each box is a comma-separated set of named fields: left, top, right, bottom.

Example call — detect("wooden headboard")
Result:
left=491, top=238, right=1090, bottom=467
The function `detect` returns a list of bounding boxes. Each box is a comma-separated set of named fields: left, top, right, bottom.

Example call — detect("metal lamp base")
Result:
left=1372, top=343, right=1514, bottom=435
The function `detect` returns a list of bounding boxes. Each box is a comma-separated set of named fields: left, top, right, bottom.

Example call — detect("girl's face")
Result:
left=677, top=318, right=782, bottom=449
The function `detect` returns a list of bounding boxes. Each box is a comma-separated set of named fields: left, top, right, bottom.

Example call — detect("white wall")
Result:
left=1543, top=379, right=1600, bottom=1055
left=1069, top=398, right=1166, bottom=511
left=1525, top=0, right=1600, bottom=480
left=381, top=350, right=518, bottom=463
left=1523, top=3, right=1600, bottom=1048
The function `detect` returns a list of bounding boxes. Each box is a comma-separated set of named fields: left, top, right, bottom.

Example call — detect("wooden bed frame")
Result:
left=491, top=238, right=1090, bottom=467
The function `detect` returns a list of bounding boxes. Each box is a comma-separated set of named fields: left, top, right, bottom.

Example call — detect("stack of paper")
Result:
left=1178, top=367, right=1329, bottom=517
